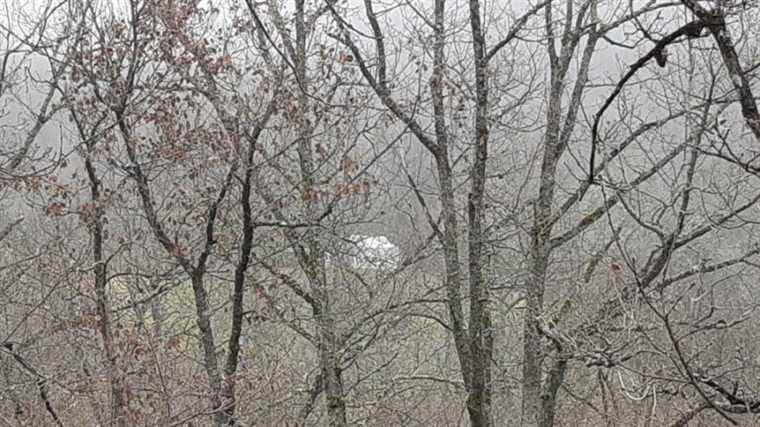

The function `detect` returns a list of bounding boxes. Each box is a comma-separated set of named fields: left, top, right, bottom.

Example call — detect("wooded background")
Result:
left=2, top=0, right=760, bottom=425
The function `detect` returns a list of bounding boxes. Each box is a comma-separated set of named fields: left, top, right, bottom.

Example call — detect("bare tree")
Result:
left=324, top=0, right=550, bottom=424
left=64, top=0, right=280, bottom=424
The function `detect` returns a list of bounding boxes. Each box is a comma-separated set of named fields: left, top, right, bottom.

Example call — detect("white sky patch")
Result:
left=345, top=234, right=400, bottom=270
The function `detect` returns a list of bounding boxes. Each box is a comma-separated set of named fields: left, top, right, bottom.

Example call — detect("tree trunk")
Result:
left=466, top=0, right=493, bottom=422
left=521, top=246, right=547, bottom=426
left=293, top=0, right=348, bottom=421
left=189, top=275, right=227, bottom=426
left=316, top=305, right=347, bottom=427
left=85, top=153, right=128, bottom=427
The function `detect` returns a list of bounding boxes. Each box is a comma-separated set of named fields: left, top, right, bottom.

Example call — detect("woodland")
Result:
left=2, top=0, right=760, bottom=425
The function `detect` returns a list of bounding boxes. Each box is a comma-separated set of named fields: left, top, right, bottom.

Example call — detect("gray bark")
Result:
left=465, top=0, right=493, bottom=423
